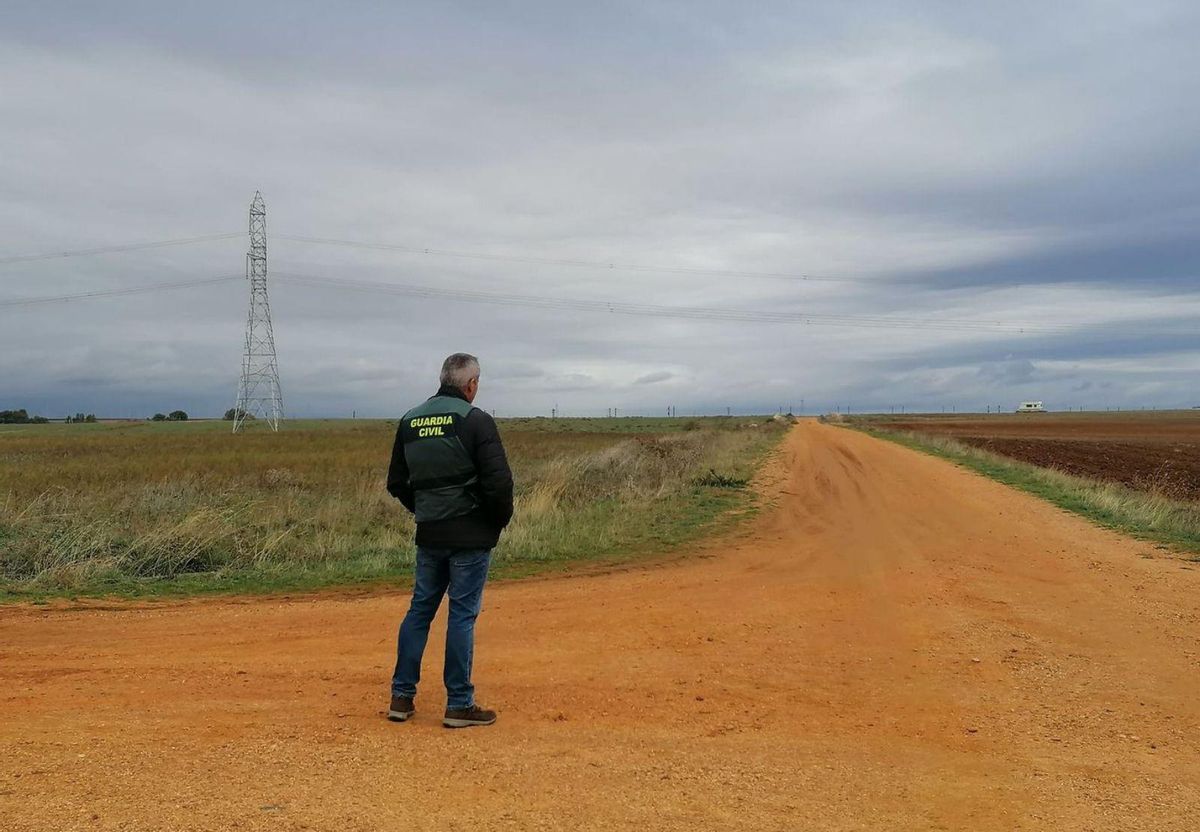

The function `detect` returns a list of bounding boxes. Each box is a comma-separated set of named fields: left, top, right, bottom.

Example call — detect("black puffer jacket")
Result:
left=386, top=385, right=514, bottom=549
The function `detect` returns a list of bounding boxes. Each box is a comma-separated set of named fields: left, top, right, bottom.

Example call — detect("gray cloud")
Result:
left=1, top=2, right=1198, bottom=417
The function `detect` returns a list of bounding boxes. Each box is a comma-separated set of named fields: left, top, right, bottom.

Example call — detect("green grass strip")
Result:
left=854, top=425, right=1200, bottom=558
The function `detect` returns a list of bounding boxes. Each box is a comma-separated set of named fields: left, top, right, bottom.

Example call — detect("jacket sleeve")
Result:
left=386, top=422, right=416, bottom=513
left=465, top=409, right=514, bottom=529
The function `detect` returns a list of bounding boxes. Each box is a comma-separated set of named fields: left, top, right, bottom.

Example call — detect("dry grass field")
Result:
left=0, top=416, right=787, bottom=599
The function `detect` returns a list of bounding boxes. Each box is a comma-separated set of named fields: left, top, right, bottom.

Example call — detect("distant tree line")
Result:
left=65, top=413, right=97, bottom=423
left=150, top=411, right=189, bottom=422
left=1, top=408, right=49, bottom=424
left=223, top=408, right=255, bottom=421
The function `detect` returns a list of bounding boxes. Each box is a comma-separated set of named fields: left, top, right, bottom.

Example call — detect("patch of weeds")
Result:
left=695, top=469, right=747, bottom=488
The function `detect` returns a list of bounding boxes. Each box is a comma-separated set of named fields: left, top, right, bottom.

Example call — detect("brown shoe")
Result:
left=443, top=704, right=497, bottom=728
left=387, top=695, right=415, bottom=722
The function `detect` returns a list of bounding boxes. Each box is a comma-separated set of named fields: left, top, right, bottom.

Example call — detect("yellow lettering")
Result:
left=410, top=415, right=454, bottom=430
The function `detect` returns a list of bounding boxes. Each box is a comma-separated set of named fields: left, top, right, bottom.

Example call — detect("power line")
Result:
left=0, top=275, right=242, bottom=308
left=272, top=270, right=1076, bottom=334
left=0, top=233, right=242, bottom=265
left=5, top=267, right=1183, bottom=337
left=276, top=233, right=873, bottom=285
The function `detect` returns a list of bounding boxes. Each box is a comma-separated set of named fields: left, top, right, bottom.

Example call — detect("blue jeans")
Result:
left=391, top=547, right=491, bottom=710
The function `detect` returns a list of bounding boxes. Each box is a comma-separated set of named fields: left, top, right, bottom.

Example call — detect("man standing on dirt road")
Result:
left=385, top=353, right=514, bottom=728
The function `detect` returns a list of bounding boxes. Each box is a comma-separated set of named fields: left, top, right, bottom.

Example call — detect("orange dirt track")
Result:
left=3, top=422, right=1198, bottom=830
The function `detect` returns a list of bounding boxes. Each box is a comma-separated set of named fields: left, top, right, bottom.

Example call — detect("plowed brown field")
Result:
left=2, top=422, right=1198, bottom=830
left=881, top=412, right=1200, bottom=500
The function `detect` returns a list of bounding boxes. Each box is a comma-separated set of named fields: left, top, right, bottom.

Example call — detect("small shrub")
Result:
left=695, top=469, right=747, bottom=488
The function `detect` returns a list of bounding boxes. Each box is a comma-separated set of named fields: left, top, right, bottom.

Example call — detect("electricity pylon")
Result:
left=233, top=191, right=283, bottom=432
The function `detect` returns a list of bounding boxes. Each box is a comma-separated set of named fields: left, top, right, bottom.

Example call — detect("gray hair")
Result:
left=439, top=352, right=480, bottom=389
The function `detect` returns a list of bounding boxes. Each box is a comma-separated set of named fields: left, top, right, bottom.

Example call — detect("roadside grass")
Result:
left=0, top=417, right=787, bottom=601
left=853, top=424, right=1200, bottom=557
left=497, top=415, right=774, bottom=433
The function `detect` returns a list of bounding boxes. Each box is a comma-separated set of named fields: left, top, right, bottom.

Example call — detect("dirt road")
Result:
left=3, top=422, right=1198, bottom=830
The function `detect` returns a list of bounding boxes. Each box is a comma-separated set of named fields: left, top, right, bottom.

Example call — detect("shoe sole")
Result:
left=443, top=716, right=497, bottom=728
left=387, top=710, right=414, bottom=722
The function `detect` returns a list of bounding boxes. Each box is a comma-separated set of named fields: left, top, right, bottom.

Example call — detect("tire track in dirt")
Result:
left=2, top=421, right=1198, bottom=830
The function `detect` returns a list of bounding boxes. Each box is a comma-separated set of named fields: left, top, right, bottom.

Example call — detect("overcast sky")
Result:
left=3, top=1, right=1198, bottom=418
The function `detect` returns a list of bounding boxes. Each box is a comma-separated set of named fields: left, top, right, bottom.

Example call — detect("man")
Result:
left=385, top=353, right=514, bottom=728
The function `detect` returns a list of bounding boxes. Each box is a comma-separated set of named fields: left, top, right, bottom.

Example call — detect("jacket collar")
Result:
left=434, top=384, right=470, bottom=403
